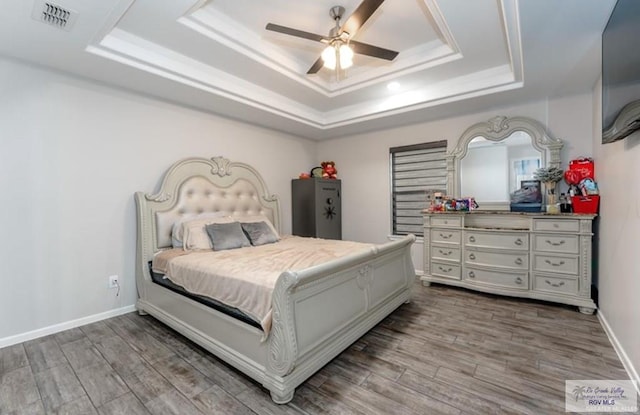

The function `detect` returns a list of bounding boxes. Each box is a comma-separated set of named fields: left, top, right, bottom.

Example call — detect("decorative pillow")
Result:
left=241, top=221, right=279, bottom=246
left=205, top=222, right=251, bottom=251
left=171, top=212, right=227, bottom=248
left=182, top=216, right=234, bottom=251
left=235, top=214, right=280, bottom=240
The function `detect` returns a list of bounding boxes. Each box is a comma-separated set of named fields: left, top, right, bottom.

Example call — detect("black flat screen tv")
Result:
left=602, top=0, right=640, bottom=144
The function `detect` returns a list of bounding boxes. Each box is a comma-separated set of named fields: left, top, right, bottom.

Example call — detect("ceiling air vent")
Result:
left=31, top=0, right=77, bottom=31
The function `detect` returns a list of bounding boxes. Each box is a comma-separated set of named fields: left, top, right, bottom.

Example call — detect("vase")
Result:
left=545, top=182, right=560, bottom=214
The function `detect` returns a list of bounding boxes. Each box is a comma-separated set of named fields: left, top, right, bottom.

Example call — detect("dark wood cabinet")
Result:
left=291, top=179, right=341, bottom=239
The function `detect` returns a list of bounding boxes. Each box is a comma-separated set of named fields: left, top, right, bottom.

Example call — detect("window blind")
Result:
left=390, top=141, right=447, bottom=237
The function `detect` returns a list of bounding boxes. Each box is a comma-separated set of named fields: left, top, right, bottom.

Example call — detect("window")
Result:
left=390, top=141, right=447, bottom=237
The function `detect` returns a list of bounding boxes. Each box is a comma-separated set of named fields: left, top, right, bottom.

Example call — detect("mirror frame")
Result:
left=447, top=116, right=563, bottom=210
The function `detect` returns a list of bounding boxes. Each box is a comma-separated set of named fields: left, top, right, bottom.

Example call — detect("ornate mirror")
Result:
left=447, top=116, right=563, bottom=210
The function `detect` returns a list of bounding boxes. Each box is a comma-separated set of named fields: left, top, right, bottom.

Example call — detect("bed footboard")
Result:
left=263, top=234, right=416, bottom=403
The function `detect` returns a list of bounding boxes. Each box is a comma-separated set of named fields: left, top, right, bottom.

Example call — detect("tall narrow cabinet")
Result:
left=292, top=179, right=341, bottom=240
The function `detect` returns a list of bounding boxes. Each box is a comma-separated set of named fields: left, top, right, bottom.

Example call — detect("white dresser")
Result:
left=422, top=212, right=597, bottom=314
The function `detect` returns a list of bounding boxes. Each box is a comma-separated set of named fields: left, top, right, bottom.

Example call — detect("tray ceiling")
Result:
left=0, top=0, right=617, bottom=139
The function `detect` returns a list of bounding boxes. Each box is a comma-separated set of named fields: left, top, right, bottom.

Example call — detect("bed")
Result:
left=134, top=156, right=416, bottom=404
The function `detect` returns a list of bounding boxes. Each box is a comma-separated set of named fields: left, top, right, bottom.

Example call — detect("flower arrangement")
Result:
left=533, top=166, right=564, bottom=184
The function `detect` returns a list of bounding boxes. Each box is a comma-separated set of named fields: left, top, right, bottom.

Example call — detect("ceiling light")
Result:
left=339, top=44, right=354, bottom=69
left=321, top=46, right=337, bottom=70
left=322, top=42, right=353, bottom=71
left=387, top=81, right=401, bottom=91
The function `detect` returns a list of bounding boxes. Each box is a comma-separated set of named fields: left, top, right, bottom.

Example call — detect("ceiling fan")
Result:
left=265, top=0, right=399, bottom=74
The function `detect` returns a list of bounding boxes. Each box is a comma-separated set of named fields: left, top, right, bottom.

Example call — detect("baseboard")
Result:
left=597, top=310, right=640, bottom=395
left=0, top=305, right=137, bottom=348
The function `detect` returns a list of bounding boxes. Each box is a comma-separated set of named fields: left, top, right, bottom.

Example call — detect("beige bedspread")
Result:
left=153, top=236, right=375, bottom=335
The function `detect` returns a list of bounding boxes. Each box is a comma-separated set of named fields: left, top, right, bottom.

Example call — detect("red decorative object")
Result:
left=568, top=157, right=595, bottom=181
left=320, top=161, right=338, bottom=179
left=571, top=195, right=599, bottom=214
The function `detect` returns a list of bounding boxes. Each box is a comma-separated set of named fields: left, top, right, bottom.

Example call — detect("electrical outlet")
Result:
left=108, top=275, right=119, bottom=289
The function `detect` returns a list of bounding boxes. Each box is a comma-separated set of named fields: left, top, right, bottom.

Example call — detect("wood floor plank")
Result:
left=152, top=355, right=213, bottom=399
left=0, top=344, right=29, bottom=376
left=398, top=369, right=502, bottom=415
left=61, top=337, right=108, bottom=371
left=0, top=366, right=43, bottom=414
left=51, top=395, right=99, bottom=415
left=97, top=392, right=150, bottom=415
left=189, top=355, right=255, bottom=396
left=119, top=361, right=174, bottom=405
left=24, top=337, right=67, bottom=373
left=76, top=363, right=129, bottom=407
left=289, top=384, right=365, bottom=415
left=93, top=335, right=146, bottom=377
left=317, top=374, right=425, bottom=415
left=34, top=363, right=87, bottom=413
left=145, top=388, right=204, bottom=415
left=54, top=328, right=87, bottom=346
left=81, top=321, right=118, bottom=343
left=361, top=373, right=461, bottom=415
left=191, top=384, right=255, bottom=414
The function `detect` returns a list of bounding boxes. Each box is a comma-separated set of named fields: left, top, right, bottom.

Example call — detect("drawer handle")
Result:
left=438, top=266, right=453, bottom=273
left=444, top=220, right=448, bottom=224
left=545, top=239, right=565, bottom=246
left=553, top=223, right=560, bottom=228
left=514, top=238, right=523, bottom=246
left=468, top=271, right=475, bottom=278
left=515, top=277, right=523, bottom=285
left=438, top=249, right=452, bottom=256
left=545, top=259, right=566, bottom=267
left=515, top=258, right=523, bottom=265
left=545, top=279, right=565, bottom=288
left=440, top=233, right=453, bottom=239
left=469, top=253, right=476, bottom=260
left=469, top=236, right=476, bottom=243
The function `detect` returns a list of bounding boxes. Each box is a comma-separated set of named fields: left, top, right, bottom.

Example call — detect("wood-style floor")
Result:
left=0, top=282, right=636, bottom=415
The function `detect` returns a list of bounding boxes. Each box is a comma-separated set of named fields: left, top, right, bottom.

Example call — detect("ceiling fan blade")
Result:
left=307, top=57, right=324, bottom=74
left=350, top=40, right=398, bottom=61
left=341, top=0, right=385, bottom=37
left=265, top=23, right=328, bottom=43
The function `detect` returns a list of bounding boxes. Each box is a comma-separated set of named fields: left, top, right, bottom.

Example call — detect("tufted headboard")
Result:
left=134, top=156, right=280, bottom=284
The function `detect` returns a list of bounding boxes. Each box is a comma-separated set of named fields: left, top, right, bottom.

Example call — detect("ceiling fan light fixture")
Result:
left=339, top=44, right=354, bottom=69
left=321, top=45, right=337, bottom=70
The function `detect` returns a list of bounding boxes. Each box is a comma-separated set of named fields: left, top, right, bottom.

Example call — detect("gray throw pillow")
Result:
left=241, top=221, right=279, bottom=246
left=205, top=222, right=251, bottom=251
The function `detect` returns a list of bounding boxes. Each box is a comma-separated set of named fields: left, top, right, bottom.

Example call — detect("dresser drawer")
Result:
left=431, top=245, right=461, bottom=262
left=533, top=219, right=580, bottom=233
left=465, top=249, right=528, bottom=271
left=533, top=275, right=579, bottom=295
left=431, top=229, right=462, bottom=244
left=463, top=267, right=528, bottom=289
left=533, top=254, right=579, bottom=275
left=532, top=234, right=579, bottom=254
left=465, top=231, right=528, bottom=250
left=431, top=261, right=461, bottom=280
left=431, top=216, right=462, bottom=228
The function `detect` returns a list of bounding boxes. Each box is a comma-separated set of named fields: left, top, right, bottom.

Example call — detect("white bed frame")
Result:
left=134, top=156, right=415, bottom=403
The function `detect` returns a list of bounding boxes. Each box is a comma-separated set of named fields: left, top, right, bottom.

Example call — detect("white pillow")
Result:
left=235, top=214, right=280, bottom=240
left=171, top=212, right=227, bottom=248
left=183, top=216, right=234, bottom=251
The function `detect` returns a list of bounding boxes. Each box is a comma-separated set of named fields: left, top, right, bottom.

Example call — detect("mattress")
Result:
left=148, top=263, right=262, bottom=330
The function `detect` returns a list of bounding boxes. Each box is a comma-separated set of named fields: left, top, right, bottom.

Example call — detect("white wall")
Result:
left=592, top=78, right=640, bottom=385
left=0, top=57, right=316, bottom=342
left=317, top=94, right=595, bottom=271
